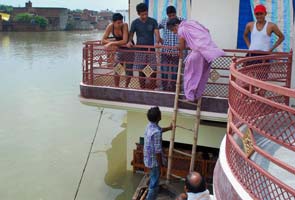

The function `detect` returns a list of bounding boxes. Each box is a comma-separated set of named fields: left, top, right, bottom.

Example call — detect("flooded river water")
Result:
left=0, top=31, right=141, bottom=200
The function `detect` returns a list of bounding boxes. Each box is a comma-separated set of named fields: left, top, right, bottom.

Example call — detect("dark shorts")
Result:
left=133, top=48, right=157, bottom=71
left=115, top=48, right=134, bottom=76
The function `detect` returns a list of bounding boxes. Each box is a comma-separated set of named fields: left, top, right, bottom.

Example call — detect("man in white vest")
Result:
left=243, top=4, right=284, bottom=52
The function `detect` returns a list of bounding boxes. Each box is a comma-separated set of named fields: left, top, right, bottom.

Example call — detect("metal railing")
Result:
left=82, top=41, right=295, bottom=198
left=82, top=41, right=291, bottom=99
left=227, top=52, right=295, bottom=199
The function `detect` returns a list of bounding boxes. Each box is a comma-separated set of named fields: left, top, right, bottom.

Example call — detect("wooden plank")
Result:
left=132, top=175, right=149, bottom=200
left=173, top=149, right=192, bottom=157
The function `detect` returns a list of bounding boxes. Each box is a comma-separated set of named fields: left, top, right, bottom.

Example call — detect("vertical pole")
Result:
left=90, top=44, right=94, bottom=85
left=286, top=50, right=293, bottom=89
left=166, top=58, right=183, bottom=182
left=128, top=0, right=131, bottom=25
left=82, top=46, right=86, bottom=83
left=286, top=50, right=293, bottom=105
left=189, top=98, right=202, bottom=172
left=85, top=44, right=90, bottom=84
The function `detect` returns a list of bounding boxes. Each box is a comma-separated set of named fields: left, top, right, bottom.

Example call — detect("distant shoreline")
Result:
left=0, top=29, right=105, bottom=33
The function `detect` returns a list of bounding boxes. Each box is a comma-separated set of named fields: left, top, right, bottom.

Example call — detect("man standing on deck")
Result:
left=159, top=5, right=183, bottom=91
left=143, top=107, right=172, bottom=200
left=243, top=4, right=284, bottom=53
left=243, top=4, right=284, bottom=80
left=127, top=3, right=161, bottom=89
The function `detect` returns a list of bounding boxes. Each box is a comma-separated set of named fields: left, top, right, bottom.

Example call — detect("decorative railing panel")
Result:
left=82, top=41, right=291, bottom=99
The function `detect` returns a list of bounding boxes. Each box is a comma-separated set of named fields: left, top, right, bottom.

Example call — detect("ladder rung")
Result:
left=176, top=125, right=194, bottom=132
left=178, top=99, right=198, bottom=106
left=170, top=173, right=185, bottom=180
left=173, top=149, right=192, bottom=157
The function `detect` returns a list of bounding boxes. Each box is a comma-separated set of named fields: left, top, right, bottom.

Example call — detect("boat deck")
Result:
left=132, top=175, right=184, bottom=200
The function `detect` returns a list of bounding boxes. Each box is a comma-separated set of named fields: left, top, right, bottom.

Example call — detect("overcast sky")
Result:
left=0, top=0, right=128, bottom=11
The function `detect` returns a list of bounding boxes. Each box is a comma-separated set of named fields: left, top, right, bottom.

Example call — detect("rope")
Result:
left=73, top=108, right=104, bottom=200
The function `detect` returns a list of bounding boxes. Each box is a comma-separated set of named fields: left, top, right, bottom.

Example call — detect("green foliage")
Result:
left=73, top=9, right=82, bottom=13
left=14, top=13, right=32, bottom=23
left=34, top=16, right=48, bottom=28
left=0, top=4, right=13, bottom=13
left=14, top=13, right=48, bottom=28
left=66, top=22, right=75, bottom=30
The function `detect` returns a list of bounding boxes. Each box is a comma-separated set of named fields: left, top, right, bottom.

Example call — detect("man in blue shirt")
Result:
left=144, top=106, right=172, bottom=200
left=159, top=6, right=182, bottom=91
left=127, top=3, right=161, bottom=89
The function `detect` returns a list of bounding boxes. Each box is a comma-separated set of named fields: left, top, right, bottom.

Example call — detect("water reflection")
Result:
left=1, top=35, right=10, bottom=48
left=104, top=120, right=142, bottom=200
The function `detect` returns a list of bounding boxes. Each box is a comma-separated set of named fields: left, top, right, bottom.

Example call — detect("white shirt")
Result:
left=249, top=21, right=271, bottom=51
left=187, top=190, right=211, bottom=200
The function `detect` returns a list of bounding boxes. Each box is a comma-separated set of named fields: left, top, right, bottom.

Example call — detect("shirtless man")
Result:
left=243, top=4, right=284, bottom=52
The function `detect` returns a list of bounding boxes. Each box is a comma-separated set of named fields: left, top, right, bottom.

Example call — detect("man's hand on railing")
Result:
left=179, top=51, right=183, bottom=59
left=154, top=43, right=162, bottom=48
left=126, top=41, right=134, bottom=48
left=104, top=42, right=118, bottom=50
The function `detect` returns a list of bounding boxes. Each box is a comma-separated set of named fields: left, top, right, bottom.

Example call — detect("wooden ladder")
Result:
left=166, top=58, right=202, bottom=182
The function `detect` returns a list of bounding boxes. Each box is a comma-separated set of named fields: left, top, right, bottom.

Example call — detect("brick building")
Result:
left=12, top=1, right=68, bottom=30
left=96, top=10, right=113, bottom=30
left=0, top=15, right=2, bottom=31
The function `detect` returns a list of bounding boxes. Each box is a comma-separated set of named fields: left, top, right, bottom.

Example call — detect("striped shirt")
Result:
left=144, top=122, right=163, bottom=168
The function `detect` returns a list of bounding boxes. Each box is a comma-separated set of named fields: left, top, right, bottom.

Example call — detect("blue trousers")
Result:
left=146, top=166, right=160, bottom=200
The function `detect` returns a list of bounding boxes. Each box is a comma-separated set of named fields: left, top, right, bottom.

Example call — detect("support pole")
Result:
left=166, top=58, right=183, bottom=182
left=189, top=99, right=202, bottom=172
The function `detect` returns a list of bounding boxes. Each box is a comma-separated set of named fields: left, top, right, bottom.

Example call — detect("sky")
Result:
left=0, top=0, right=128, bottom=11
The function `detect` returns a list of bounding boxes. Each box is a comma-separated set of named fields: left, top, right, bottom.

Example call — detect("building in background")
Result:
left=116, top=9, right=129, bottom=24
left=12, top=1, right=68, bottom=30
left=96, top=9, right=113, bottom=30
left=67, top=9, right=100, bottom=30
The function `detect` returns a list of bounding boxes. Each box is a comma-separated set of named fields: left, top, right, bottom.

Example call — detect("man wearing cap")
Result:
left=243, top=4, right=284, bottom=52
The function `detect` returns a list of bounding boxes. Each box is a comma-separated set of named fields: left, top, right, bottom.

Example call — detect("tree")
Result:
left=14, top=13, right=32, bottom=23
left=65, top=21, right=75, bottom=30
left=73, top=9, right=82, bottom=13
left=14, top=13, right=48, bottom=28
left=34, top=16, right=48, bottom=28
left=0, top=4, right=13, bottom=13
